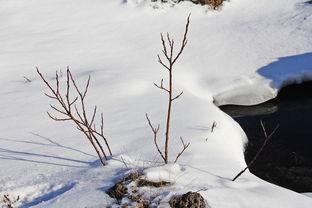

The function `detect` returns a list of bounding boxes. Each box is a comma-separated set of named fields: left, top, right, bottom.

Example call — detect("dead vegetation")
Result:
left=153, top=0, right=226, bottom=9
left=23, top=76, right=32, bottom=83
left=146, top=15, right=190, bottom=164
left=1, top=194, right=20, bottom=208
left=137, top=178, right=171, bottom=187
left=107, top=170, right=171, bottom=207
left=107, top=182, right=128, bottom=200
left=232, top=120, right=279, bottom=181
left=127, top=195, right=150, bottom=208
left=194, top=0, right=224, bottom=9
left=37, top=68, right=112, bottom=166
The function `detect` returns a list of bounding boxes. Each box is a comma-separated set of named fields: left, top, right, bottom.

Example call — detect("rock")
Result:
left=169, top=192, right=206, bottom=208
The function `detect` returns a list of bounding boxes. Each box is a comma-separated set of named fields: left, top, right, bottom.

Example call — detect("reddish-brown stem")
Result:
left=174, top=137, right=190, bottom=163
left=37, top=68, right=112, bottom=166
left=147, top=15, right=191, bottom=164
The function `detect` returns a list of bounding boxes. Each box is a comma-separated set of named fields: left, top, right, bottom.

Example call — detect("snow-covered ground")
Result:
left=0, top=0, right=312, bottom=207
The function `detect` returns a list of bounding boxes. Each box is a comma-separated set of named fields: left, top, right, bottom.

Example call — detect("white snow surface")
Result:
left=0, top=0, right=312, bottom=207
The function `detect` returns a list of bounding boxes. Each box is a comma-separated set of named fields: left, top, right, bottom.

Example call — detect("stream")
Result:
left=220, top=82, right=312, bottom=193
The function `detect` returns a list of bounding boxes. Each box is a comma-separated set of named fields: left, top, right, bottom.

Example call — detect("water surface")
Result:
left=220, top=82, right=312, bottom=192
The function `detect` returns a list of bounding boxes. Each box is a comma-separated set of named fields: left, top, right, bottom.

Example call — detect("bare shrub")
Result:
left=146, top=16, right=191, bottom=164
left=37, top=67, right=112, bottom=166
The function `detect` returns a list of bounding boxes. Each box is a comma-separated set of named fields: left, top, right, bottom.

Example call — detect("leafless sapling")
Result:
left=37, top=67, right=112, bottom=166
left=232, top=120, right=279, bottom=181
left=146, top=15, right=191, bottom=164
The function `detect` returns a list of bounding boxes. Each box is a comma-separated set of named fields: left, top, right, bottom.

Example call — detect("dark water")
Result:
left=220, top=82, right=312, bottom=193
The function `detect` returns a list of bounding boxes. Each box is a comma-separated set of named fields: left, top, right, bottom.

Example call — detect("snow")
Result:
left=0, top=0, right=312, bottom=207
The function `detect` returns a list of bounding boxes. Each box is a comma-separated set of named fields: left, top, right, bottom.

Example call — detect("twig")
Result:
left=174, top=137, right=190, bottom=163
left=232, top=120, right=279, bottom=181
left=211, top=121, right=217, bottom=133
left=121, top=156, right=128, bottom=168
left=146, top=114, right=166, bottom=161
left=23, top=76, right=32, bottom=83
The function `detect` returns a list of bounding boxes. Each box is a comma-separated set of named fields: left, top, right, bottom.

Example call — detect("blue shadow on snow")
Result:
left=20, top=183, right=76, bottom=208
left=257, top=52, right=312, bottom=88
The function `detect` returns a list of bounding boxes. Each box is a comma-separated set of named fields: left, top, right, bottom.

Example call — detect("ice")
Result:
left=0, top=0, right=312, bottom=207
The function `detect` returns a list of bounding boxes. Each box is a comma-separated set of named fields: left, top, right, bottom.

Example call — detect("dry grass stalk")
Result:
left=211, top=121, right=217, bottom=133
left=23, top=76, right=32, bottom=83
left=232, top=120, right=279, bottom=181
left=146, top=15, right=190, bottom=164
left=37, top=67, right=112, bottom=166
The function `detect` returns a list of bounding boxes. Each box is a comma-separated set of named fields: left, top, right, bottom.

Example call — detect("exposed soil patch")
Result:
left=137, top=178, right=171, bottom=187
left=106, top=170, right=172, bottom=207
left=152, top=0, right=226, bottom=9
left=107, top=183, right=127, bottom=200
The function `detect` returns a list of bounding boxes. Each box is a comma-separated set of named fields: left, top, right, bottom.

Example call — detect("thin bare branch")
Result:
left=166, top=33, right=172, bottom=47
left=74, top=104, right=85, bottom=125
left=23, top=76, right=32, bottom=83
left=160, top=33, right=168, bottom=59
left=68, top=70, right=83, bottom=97
left=100, top=112, right=104, bottom=135
left=211, top=121, right=217, bottom=133
left=89, top=131, right=108, bottom=160
left=89, top=106, right=97, bottom=128
left=47, top=112, right=71, bottom=121
left=44, top=93, right=57, bottom=99
left=260, top=120, right=268, bottom=138
left=146, top=113, right=165, bottom=161
left=49, top=104, right=67, bottom=115
left=55, top=70, right=60, bottom=95
left=37, top=67, right=57, bottom=96
left=154, top=79, right=170, bottom=93
left=172, top=14, right=190, bottom=65
left=66, top=68, right=71, bottom=111
left=174, top=137, right=190, bottom=163
left=83, top=75, right=91, bottom=99
left=37, top=68, right=111, bottom=166
left=157, top=55, right=170, bottom=71
left=69, top=96, right=79, bottom=106
left=171, top=91, right=183, bottom=101
left=267, top=123, right=279, bottom=139
left=232, top=120, right=279, bottom=181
